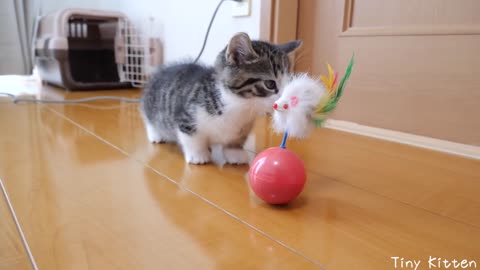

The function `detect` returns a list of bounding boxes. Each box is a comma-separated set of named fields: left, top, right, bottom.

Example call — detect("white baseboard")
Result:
left=324, top=119, right=480, bottom=160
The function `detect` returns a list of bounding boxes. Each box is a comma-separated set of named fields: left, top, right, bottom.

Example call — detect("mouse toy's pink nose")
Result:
left=283, top=104, right=289, bottom=110
left=273, top=103, right=278, bottom=110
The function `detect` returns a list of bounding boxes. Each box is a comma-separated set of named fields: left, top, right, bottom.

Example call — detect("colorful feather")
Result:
left=313, top=54, right=354, bottom=127
left=320, top=63, right=338, bottom=93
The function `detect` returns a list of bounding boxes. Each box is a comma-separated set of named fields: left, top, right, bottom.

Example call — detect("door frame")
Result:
left=260, top=0, right=299, bottom=44
left=259, top=0, right=480, bottom=157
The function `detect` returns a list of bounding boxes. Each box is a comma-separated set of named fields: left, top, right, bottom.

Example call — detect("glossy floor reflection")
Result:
left=0, top=185, right=31, bottom=270
left=1, top=82, right=479, bottom=270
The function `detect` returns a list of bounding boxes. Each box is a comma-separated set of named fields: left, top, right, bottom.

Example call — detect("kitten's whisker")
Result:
left=293, top=49, right=310, bottom=67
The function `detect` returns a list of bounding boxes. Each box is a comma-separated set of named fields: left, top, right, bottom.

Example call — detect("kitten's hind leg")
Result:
left=223, top=138, right=250, bottom=165
left=223, top=148, right=250, bottom=165
left=177, top=132, right=212, bottom=165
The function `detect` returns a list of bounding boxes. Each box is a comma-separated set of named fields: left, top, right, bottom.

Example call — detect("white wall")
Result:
left=0, top=1, right=25, bottom=74
left=41, top=0, right=261, bottom=66
left=120, top=0, right=261, bottom=65
left=40, top=0, right=123, bottom=14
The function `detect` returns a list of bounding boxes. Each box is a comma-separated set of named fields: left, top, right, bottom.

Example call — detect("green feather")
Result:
left=311, top=54, right=354, bottom=128
left=318, top=54, right=354, bottom=114
left=314, top=118, right=326, bottom=127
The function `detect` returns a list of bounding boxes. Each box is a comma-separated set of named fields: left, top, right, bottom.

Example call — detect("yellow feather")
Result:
left=327, top=64, right=334, bottom=85
left=320, top=75, right=329, bottom=89
left=314, top=91, right=331, bottom=114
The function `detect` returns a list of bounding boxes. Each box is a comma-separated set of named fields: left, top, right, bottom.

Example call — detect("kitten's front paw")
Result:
left=223, top=148, right=249, bottom=165
left=185, top=152, right=212, bottom=165
left=150, top=138, right=167, bottom=144
left=145, top=124, right=166, bottom=143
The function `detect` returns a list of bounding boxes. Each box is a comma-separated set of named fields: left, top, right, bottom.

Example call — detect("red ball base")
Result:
left=248, top=147, right=306, bottom=205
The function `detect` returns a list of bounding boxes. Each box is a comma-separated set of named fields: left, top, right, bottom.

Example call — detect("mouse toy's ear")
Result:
left=226, top=32, right=259, bottom=65
left=277, top=40, right=303, bottom=55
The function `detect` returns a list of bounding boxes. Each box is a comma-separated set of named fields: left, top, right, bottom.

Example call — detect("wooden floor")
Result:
left=1, top=79, right=479, bottom=270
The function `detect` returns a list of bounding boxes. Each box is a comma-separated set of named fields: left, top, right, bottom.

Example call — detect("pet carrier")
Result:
left=33, top=8, right=161, bottom=90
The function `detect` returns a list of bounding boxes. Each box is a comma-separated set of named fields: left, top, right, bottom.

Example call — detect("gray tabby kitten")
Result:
left=139, top=32, right=301, bottom=165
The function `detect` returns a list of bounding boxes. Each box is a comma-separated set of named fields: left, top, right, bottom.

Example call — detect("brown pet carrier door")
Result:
left=34, top=8, right=161, bottom=90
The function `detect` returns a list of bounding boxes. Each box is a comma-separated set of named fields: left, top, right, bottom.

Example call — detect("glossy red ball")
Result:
left=248, top=147, right=306, bottom=205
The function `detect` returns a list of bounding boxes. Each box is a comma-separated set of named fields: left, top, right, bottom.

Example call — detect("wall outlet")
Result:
left=232, top=0, right=251, bottom=17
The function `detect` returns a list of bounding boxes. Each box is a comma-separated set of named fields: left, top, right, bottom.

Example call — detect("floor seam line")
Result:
left=47, top=105, right=480, bottom=267
left=0, top=176, right=39, bottom=270
left=322, top=174, right=480, bottom=230
left=46, top=106, right=328, bottom=269
left=143, top=163, right=329, bottom=270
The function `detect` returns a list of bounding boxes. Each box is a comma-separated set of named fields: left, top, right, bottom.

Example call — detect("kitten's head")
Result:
left=215, top=32, right=302, bottom=99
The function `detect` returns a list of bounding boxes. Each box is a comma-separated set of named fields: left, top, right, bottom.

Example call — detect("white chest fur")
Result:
left=196, top=85, right=275, bottom=145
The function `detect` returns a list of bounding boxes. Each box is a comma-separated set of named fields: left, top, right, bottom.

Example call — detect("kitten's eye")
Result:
left=264, top=80, right=276, bottom=90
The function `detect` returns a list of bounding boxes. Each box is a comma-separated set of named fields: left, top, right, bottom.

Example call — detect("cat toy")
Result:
left=248, top=55, right=354, bottom=205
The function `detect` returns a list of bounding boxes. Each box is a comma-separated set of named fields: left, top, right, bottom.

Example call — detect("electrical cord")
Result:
left=2, top=0, right=235, bottom=105
left=0, top=92, right=139, bottom=104
left=192, top=0, right=244, bottom=64
left=193, top=0, right=227, bottom=64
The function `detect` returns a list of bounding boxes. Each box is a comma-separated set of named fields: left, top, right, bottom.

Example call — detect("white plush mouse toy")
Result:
left=272, top=73, right=326, bottom=139
left=270, top=55, right=354, bottom=141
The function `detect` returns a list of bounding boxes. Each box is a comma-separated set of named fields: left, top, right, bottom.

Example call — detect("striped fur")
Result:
left=139, top=32, right=301, bottom=164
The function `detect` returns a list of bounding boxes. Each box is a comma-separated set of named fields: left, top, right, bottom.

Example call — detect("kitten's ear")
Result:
left=226, top=32, right=258, bottom=65
left=277, top=40, right=303, bottom=54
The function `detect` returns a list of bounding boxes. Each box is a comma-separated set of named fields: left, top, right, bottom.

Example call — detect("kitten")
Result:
left=139, top=32, right=302, bottom=165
